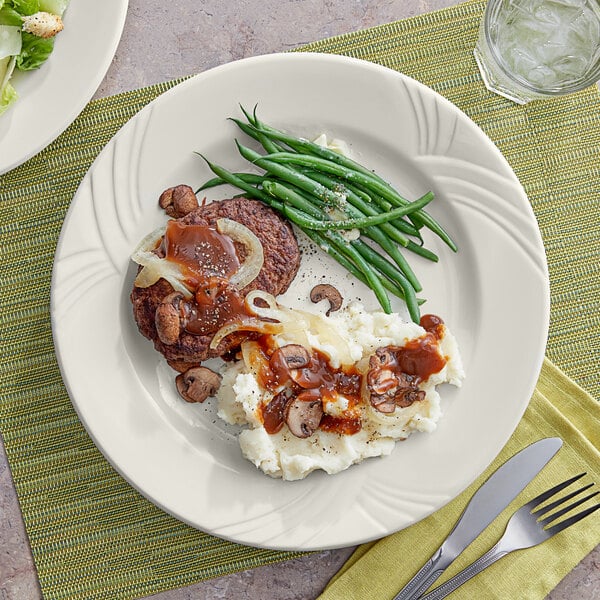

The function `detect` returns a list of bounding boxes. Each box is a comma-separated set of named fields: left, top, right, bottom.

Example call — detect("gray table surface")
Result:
left=1, top=1, right=598, bottom=599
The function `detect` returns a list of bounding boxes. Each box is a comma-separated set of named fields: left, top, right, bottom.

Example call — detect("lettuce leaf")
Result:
left=8, top=0, right=39, bottom=16
left=39, top=0, right=68, bottom=16
left=0, top=24, right=21, bottom=58
left=15, top=31, right=53, bottom=70
left=0, top=77, right=16, bottom=114
left=0, top=6, right=23, bottom=26
left=0, top=54, right=17, bottom=115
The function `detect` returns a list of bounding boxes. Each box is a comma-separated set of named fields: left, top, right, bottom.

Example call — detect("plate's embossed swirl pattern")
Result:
left=397, top=77, right=460, bottom=157
left=398, top=74, right=545, bottom=277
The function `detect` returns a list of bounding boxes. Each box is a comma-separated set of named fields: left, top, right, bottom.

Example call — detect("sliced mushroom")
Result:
left=370, top=398, right=397, bottom=414
left=262, top=389, right=293, bottom=434
left=175, top=366, right=222, bottom=403
left=155, top=292, right=185, bottom=345
left=366, top=348, right=425, bottom=413
left=284, top=392, right=324, bottom=438
left=367, top=367, right=399, bottom=396
left=159, top=184, right=199, bottom=218
left=396, top=388, right=426, bottom=408
left=371, top=347, right=396, bottom=368
left=310, top=284, right=343, bottom=316
left=270, top=344, right=311, bottom=370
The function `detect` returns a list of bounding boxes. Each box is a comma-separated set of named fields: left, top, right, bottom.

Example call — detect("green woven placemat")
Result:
left=1, top=1, right=599, bottom=599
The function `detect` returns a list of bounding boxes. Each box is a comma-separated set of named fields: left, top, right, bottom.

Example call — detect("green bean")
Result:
left=262, top=180, right=324, bottom=219
left=196, top=152, right=426, bottom=264
left=194, top=160, right=393, bottom=313
left=195, top=108, right=460, bottom=321
left=196, top=172, right=266, bottom=192
left=199, top=160, right=420, bottom=292
left=351, top=240, right=421, bottom=322
left=229, top=117, right=284, bottom=154
left=237, top=114, right=383, bottom=180
left=262, top=151, right=457, bottom=251
left=245, top=143, right=422, bottom=290
left=239, top=110, right=456, bottom=250
left=235, top=141, right=346, bottom=208
left=299, top=170, right=437, bottom=262
left=301, top=169, right=422, bottom=241
left=197, top=167, right=434, bottom=263
left=195, top=154, right=281, bottom=208
left=405, top=240, right=438, bottom=262
left=270, top=191, right=402, bottom=313
left=251, top=152, right=419, bottom=245
left=265, top=177, right=330, bottom=210
left=263, top=181, right=432, bottom=231
left=339, top=177, right=423, bottom=239
left=361, top=224, right=421, bottom=292
left=321, top=231, right=392, bottom=314
left=239, top=113, right=436, bottom=235
left=276, top=203, right=391, bottom=312
left=335, top=178, right=429, bottom=250
left=349, top=238, right=410, bottom=289
left=302, top=228, right=419, bottom=303
left=260, top=173, right=421, bottom=291
left=240, top=114, right=431, bottom=229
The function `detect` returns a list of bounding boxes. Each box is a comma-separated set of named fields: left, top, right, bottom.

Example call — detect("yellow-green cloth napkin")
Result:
left=318, top=359, right=600, bottom=599
left=0, top=1, right=599, bottom=599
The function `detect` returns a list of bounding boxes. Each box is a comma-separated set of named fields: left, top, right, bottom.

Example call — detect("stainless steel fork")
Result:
left=419, top=473, right=600, bottom=600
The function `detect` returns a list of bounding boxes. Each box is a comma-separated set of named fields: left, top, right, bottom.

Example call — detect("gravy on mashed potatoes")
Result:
left=217, top=295, right=464, bottom=480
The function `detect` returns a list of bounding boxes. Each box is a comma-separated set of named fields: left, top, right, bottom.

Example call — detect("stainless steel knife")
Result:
left=392, top=437, right=563, bottom=600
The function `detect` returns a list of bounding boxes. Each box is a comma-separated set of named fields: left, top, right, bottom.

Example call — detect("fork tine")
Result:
left=539, top=491, right=600, bottom=526
left=535, top=483, right=595, bottom=518
left=525, top=472, right=587, bottom=510
left=546, top=502, right=600, bottom=536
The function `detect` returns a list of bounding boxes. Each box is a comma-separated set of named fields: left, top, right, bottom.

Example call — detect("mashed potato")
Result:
left=217, top=301, right=464, bottom=480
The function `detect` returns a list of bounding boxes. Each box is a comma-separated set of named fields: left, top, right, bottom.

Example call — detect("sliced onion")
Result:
left=209, top=318, right=284, bottom=350
left=242, top=290, right=316, bottom=347
left=130, top=226, right=193, bottom=298
left=131, top=226, right=164, bottom=257
left=133, top=254, right=193, bottom=297
left=244, top=290, right=286, bottom=320
left=244, top=289, right=278, bottom=311
left=241, top=340, right=270, bottom=377
left=217, top=218, right=264, bottom=290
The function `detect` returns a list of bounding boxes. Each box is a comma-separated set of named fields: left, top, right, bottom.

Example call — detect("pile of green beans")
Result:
left=196, top=106, right=457, bottom=323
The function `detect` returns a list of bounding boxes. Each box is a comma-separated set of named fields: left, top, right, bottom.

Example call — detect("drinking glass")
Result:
left=474, top=0, right=600, bottom=104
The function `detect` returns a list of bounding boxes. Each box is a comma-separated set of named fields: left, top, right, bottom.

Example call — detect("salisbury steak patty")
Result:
left=130, top=197, right=301, bottom=370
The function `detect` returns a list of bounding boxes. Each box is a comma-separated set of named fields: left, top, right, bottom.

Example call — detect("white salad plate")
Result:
left=51, top=53, right=549, bottom=551
left=0, top=0, right=129, bottom=175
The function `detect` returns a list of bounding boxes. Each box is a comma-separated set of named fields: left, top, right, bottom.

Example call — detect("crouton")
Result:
left=22, top=12, right=64, bottom=39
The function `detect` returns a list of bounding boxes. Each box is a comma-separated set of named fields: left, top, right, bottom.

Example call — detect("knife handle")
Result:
left=392, top=547, right=447, bottom=600
left=419, top=544, right=508, bottom=600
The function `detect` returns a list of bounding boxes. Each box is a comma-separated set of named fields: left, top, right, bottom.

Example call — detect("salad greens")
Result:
left=0, top=0, right=69, bottom=115
left=16, top=31, right=54, bottom=70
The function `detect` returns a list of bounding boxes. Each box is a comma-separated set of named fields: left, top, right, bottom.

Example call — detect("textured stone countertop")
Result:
left=1, top=1, right=598, bottom=599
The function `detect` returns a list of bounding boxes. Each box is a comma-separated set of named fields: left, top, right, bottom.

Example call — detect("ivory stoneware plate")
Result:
left=51, top=53, right=549, bottom=550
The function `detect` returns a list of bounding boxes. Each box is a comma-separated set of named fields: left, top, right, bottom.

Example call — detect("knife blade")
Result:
left=393, top=437, right=563, bottom=600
